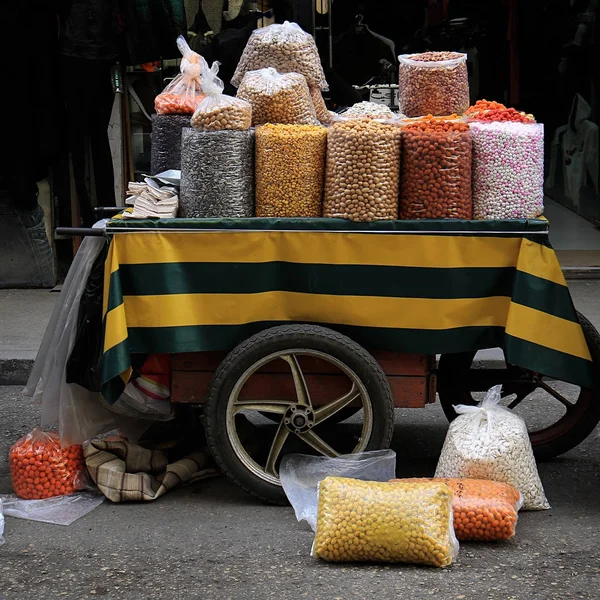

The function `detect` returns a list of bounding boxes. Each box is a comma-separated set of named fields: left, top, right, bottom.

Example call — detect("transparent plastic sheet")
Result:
left=400, top=120, right=473, bottom=219
left=308, top=85, right=333, bottom=124
left=337, top=101, right=395, bottom=120
left=150, top=114, right=192, bottom=175
left=0, top=500, right=4, bottom=545
left=398, top=52, right=469, bottom=117
left=23, top=221, right=152, bottom=446
left=191, top=62, right=252, bottom=131
left=470, top=122, right=544, bottom=219
left=236, top=68, right=319, bottom=126
left=392, top=478, right=523, bottom=542
left=231, top=21, right=327, bottom=90
left=323, top=118, right=401, bottom=222
left=279, top=450, right=396, bottom=532
left=0, top=493, right=104, bottom=526
left=180, top=128, right=255, bottom=218
left=255, top=124, right=326, bottom=217
left=312, top=477, right=459, bottom=566
left=435, top=385, right=550, bottom=510
left=154, top=36, right=208, bottom=115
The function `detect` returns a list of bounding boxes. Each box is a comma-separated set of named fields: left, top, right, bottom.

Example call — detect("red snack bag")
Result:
left=9, top=429, right=87, bottom=499
left=154, top=36, right=208, bottom=115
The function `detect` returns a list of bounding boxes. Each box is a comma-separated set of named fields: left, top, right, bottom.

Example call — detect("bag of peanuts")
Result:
left=9, top=429, right=88, bottom=500
left=435, top=385, right=550, bottom=510
left=399, top=116, right=473, bottom=219
left=231, top=21, right=327, bottom=90
left=323, top=118, right=402, bottom=222
left=398, top=52, right=469, bottom=117
left=255, top=124, right=326, bottom=217
left=191, top=62, right=252, bottom=131
left=312, top=477, right=459, bottom=567
left=236, top=68, right=319, bottom=126
left=309, top=85, right=334, bottom=124
left=391, top=478, right=523, bottom=542
left=466, top=99, right=536, bottom=124
left=154, top=36, right=208, bottom=115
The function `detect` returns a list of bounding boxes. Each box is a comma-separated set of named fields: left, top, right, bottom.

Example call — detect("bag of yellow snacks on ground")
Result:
left=312, top=477, right=459, bottom=567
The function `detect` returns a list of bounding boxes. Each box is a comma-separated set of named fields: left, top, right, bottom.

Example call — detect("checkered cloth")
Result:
left=83, top=440, right=216, bottom=502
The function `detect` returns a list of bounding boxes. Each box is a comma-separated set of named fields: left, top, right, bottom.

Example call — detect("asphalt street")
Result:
left=1, top=385, right=599, bottom=600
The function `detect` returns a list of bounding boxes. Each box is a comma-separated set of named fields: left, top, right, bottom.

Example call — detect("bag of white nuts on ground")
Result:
left=191, top=62, right=252, bottom=131
left=236, top=68, right=319, bottom=126
left=231, top=21, right=327, bottom=90
left=435, top=385, right=550, bottom=510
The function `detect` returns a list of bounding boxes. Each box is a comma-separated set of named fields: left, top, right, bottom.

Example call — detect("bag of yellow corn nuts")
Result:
left=312, top=477, right=459, bottom=567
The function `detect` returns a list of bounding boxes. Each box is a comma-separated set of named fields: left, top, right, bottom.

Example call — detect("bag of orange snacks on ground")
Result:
left=154, top=36, right=208, bottom=115
left=9, top=429, right=87, bottom=499
left=391, top=478, right=522, bottom=542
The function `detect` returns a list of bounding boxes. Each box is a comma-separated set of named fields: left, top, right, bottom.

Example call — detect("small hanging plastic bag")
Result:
left=435, top=385, right=550, bottom=510
left=191, top=62, right=252, bottom=130
left=155, top=36, right=208, bottom=115
left=280, top=450, right=396, bottom=531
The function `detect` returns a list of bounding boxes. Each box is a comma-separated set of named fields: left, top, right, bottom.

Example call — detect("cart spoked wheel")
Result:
left=204, top=325, right=395, bottom=504
left=438, top=312, right=600, bottom=460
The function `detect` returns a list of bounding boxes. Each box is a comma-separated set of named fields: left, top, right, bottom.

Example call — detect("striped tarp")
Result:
left=101, top=218, right=594, bottom=403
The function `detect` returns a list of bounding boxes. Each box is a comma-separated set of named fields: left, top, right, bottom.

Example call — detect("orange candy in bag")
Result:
left=9, top=429, right=87, bottom=499
left=391, top=477, right=522, bottom=542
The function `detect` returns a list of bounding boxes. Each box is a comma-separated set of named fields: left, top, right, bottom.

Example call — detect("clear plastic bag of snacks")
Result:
left=435, top=385, right=550, bottom=510
left=312, top=477, right=459, bottom=566
left=400, top=116, right=472, bottom=219
left=9, top=429, right=88, bottom=499
left=324, top=118, right=401, bottom=222
left=231, top=21, right=327, bottom=90
left=236, top=68, right=319, bottom=126
left=392, top=478, right=523, bottom=541
left=191, top=62, right=252, bottom=131
left=398, top=52, right=469, bottom=117
left=154, top=36, right=208, bottom=115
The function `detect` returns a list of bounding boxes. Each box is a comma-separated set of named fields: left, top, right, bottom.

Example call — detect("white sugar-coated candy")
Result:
left=469, top=122, right=544, bottom=220
left=435, top=386, right=550, bottom=510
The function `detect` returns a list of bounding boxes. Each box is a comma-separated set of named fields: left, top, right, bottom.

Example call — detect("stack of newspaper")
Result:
left=123, top=175, right=179, bottom=219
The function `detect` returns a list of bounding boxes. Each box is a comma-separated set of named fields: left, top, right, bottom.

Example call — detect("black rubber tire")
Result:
left=203, top=324, right=395, bottom=505
left=438, top=311, right=600, bottom=460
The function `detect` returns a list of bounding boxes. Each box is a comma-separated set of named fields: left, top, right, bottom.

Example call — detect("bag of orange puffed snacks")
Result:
left=392, top=478, right=522, bottom=541
left=9, top=429, right=87, bottom=499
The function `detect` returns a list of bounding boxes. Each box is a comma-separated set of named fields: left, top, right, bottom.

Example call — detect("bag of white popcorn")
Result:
left=435, top=385, right=550, bottom=510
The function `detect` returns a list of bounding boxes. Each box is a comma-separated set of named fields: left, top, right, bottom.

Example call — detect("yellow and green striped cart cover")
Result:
left=101, top=218, right=594, bottom=403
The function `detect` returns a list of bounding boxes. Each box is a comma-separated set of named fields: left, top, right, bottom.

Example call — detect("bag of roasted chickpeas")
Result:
left=9, top=429, right=88, bottom=499
left=312, top=477, right=459, bottom=567
left=391, top=478, right=523, bottom=542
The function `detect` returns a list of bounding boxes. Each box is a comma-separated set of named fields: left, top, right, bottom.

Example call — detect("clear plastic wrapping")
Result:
left=191, top=62, right=252, bottom=131
left=180, top=127, right=255, bottom=218
left=323, top=118, right=401, bottom=222
left=393, top=478, right=523, bottom=542
left=398, top=52, right=469, bottom=117
left=9, top=429, right=87, bottom=499
left=309, top=84, right=333, bottom=124
left=231, top=21, right=327, bottom=90
left=400, top=118, right=472, bottom=219
left=312, top=477, right=459, bottom=566
left=339, top=101, right=395, bottom=120
left=236, top=68, right=319, bottom=126
left=255, top=124, right=326, bottom=217
left=470, top=121, right=544, bottom=219
left=155, top=36, right=208, bottom=115
left=150, top=114, right=191, bottom=174
left=280, top=450, right=397, bottom=532
left=435, top=385, right=550, bottom=510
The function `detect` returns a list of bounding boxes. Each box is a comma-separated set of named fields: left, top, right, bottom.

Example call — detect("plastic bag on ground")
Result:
left=312, top=477, right=458, bottom=566
left=231, top=21, right=327, bottom=90
left=236, top=68, right=319, bottom=126
left=9, top=429, right=88, bottom=499
left=0, top=492, right=104, bottom=526
left=392, top=477, right=523, bottom=541
left=280, top=450, right=396, bottom=531
left=435, top=385, right=550, bottom=510
left=154, top=36, right=208, bottom=115
left=191, top=61, right=252, bottom=131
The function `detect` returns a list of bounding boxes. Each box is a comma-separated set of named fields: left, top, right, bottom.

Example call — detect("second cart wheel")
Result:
left=204, top=324, right=395, bottom=504
left=438, top=312, right=600, bottom=460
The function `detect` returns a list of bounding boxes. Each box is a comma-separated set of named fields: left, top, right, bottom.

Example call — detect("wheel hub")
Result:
left=284, top=405, right=315, bottom=434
